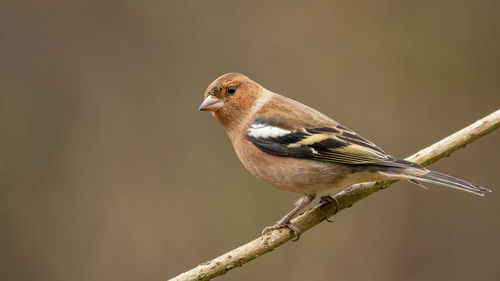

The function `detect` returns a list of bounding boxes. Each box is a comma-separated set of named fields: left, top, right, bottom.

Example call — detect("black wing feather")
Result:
left=246, top=114, right=409, bottom=168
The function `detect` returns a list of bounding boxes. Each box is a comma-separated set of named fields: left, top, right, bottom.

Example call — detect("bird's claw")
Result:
left=262, top=221, right=302, bottom=241
left=320, top=195, right=339, bottom=222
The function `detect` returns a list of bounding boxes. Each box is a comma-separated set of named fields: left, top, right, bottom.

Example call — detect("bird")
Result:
left=199, top=72, right=491, bottom=239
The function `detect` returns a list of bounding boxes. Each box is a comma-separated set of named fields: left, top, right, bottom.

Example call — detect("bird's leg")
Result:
left=262, top=193, right=316, bottom=241
left=320, top=195, right=339, bottom=222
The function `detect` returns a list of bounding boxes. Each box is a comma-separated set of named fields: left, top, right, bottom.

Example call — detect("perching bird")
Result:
left=199, top=72, right=490, bottom=238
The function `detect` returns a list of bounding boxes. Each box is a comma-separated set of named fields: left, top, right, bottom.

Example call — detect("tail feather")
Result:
left=380, top=163, right=491, bottom=196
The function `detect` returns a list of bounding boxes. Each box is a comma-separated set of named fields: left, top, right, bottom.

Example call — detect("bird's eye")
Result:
left=227, top=86, right=236, bottom=95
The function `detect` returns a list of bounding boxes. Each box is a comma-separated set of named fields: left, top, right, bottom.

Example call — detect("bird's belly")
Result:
left=233, top=139, right=354, bottom=194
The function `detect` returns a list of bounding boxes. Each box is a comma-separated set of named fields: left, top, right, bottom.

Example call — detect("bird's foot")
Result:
left=261, top=193, right=315, bottom=241
left=320, top=195, right=339, bottom=222
left=262, top=221, right=301, bottom=241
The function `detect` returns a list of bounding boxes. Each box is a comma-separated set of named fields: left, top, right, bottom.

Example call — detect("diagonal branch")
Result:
left=169, top=109, right=500, bottom=281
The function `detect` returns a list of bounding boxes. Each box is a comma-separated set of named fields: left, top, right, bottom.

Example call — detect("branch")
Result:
left=169, top=109, right=500, bottom=281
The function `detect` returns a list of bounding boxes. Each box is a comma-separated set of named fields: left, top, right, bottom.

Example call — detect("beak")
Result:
left=199, top=95, right=224, bottom=111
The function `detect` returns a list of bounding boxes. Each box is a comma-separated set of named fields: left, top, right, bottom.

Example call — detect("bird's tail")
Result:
left=379, top=160, right=491, bottom=196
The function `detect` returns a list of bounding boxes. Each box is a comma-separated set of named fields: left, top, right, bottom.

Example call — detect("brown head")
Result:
left=199, top=73, right=263, bottom=127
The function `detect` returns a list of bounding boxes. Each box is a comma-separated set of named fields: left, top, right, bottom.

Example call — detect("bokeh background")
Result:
left=1, top=1, right=499, bottom=280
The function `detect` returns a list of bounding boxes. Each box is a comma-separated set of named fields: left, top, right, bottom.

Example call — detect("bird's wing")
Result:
left=246, top=113, right=403, bottom=167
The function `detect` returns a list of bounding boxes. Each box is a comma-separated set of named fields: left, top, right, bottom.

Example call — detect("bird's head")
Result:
left=199, top=73, right=262, bottom=127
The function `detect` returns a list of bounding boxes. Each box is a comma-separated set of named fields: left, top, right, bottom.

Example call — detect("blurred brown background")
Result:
left=1, top=1, right=499, bottom=280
